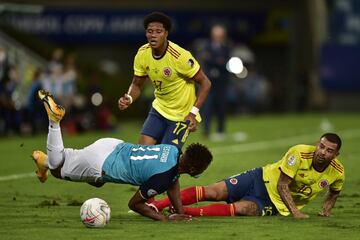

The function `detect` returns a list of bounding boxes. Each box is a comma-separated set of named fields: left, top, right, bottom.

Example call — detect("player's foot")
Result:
left=38, top=90, right=65, bottom=123
left=32, top=150, right=48, bottom=183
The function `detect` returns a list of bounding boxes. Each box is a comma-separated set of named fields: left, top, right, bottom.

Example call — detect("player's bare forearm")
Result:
left=128, top=190, right=168, bottom=221
left=128, top=76, right=148, bottom=101
left=319, top=189, right=340, bottom=217
left=133, top=202, right=168, bottom=221
left=277, top=171, right=309, bottom=219
left=118, top=76, right=148, bottom=110
left=166, top=179, right=184, bottom=214
left=191, top=69, right=211, bottom=109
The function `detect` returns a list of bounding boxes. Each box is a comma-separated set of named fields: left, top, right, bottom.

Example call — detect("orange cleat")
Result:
left=32, top=150, right=48, bottom=183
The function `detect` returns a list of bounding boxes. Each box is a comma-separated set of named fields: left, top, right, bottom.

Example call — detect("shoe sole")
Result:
left=38, top=91, right=64, bottom=121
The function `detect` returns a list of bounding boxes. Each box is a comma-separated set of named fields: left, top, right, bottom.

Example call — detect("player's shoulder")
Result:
left=288, top=144, right=315, bottom=155
left=329, top=158, right=345, bottom=174
left=137, top=43, right=151, bottom=52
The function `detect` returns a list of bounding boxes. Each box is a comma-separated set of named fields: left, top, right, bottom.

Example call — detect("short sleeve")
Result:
left=279, top=148, right=301, bottom=179
left=177, top=50, right=200, bottom=78
left=330, top=174, right=345, bottom=191
left=139, top=166, right=179, bottom=200
left=133, top=50, right=147, bottom=77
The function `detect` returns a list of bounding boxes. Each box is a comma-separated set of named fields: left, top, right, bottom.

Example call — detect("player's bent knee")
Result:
left=234, top=200, right=259, bottom=216
left=204, top=181, right=228, bottom=201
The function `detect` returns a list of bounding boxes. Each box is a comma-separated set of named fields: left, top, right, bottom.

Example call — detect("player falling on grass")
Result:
left=118, top=11, right=211, bottom=150
left=31, top=90, right=212, bottom=221
left=150, top=133, right=344, bottom=218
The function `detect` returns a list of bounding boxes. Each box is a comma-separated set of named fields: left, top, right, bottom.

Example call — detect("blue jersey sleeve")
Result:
left=139, top=165, right=179, bottom=199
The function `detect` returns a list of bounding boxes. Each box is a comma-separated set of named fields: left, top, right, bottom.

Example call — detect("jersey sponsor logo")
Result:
left=287, top=155, right=296, bottom=166
left=229, top=178, right=238, bottom=185
left=163, top=67, right=172, bottom=77
left=187, top=59, right=194, bottom=68
left=160, top=146, right=171, bottom=163
left=147, top=189, right=158, bottom=197
left=318, top=179, right=329, bottom=188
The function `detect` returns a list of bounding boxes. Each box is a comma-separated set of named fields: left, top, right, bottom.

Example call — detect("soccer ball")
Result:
left=80, top=198, right=111, bottom=228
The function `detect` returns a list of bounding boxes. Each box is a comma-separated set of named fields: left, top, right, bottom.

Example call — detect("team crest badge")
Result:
left=229, top=178, right=238, bottom=185
left=163, top=67, right=172, bottom=77
left=147, top=189, right=158, bottom=197
left=287, top=155, right=296, bottom=166
left=318, top=179, right=329, bottom=188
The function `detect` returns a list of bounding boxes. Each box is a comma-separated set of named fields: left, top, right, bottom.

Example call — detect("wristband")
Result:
left=190, top=106, right=199, bottom=116
left=125, top=94, right=133, bottom=104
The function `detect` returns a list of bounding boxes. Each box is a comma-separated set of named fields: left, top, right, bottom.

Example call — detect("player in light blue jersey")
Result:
left=32, top=90, right=213, bottom=221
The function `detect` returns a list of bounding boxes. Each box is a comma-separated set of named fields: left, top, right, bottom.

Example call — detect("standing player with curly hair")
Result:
left=118, top=12, right=211, bottom=150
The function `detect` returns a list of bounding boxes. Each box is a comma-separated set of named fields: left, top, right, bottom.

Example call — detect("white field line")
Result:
left=0, top=172, right=35, bottom=182
left=1, top=128, right=360, bottom=182
left=210, top=128, right=360, bottom=155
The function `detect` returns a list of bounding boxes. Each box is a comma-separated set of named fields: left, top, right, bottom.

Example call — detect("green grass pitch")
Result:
left=1, top=113, right=360, bottom=240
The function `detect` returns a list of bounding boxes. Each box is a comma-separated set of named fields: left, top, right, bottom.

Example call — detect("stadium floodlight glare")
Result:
left=226, top=57, right=244, bottom=74
left=91, top=92, right=103, bottom=106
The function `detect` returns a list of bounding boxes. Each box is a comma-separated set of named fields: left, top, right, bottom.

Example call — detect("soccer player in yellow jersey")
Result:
left=118, top=12, right=211, bottom=150
left=150, top=133, right=345, bottom=219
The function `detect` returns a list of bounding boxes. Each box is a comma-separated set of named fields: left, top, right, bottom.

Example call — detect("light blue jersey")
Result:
left=101, top=143, right=179, bottom=186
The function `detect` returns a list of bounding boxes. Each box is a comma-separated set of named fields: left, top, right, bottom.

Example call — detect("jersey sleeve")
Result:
left=133, top=50, right=147, bottom=77
left=139, top=166, right=179, bottom=200
left=177, top=50, right=200, bottom=78
left=278, top=147, right=301, bottom=179
left=330, top=173, right=345, bottom=191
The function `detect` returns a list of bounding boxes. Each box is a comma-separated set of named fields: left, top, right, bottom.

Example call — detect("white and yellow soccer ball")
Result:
left=80, top=198, right=111, bottom=228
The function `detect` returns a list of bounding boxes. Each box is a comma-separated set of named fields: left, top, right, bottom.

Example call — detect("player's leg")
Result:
left=32, top=90, right=65, bottom=182
left=161, top=120, right=190, bottom=151
left=139, top=107, right=166, bottom=145
left=152, top=181, right=228, bottom=211
left=60, top=138, right=123, bottom=182
left=180, top=182, right=237, bottom=216
left=184, top=168, right=278, bottom=217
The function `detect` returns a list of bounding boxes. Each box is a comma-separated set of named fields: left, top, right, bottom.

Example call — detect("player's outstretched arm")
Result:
left=128, top=189, right=191, bottom=221
left=118, top=75, right=148, bottom=110
left=318, top=189, right=341, bottom=217
left=166, top=179, right=184, bottom=214
left=277, top=171, right=309, bottom=219
left=128, top=190, right=168, bottom=221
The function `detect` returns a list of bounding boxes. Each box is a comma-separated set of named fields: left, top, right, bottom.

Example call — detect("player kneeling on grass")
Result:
left=151, top=133, right=344, bottom=219
left=32, top=90, right=212, bottom=221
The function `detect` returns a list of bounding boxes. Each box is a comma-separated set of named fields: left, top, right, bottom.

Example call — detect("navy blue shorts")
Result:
left=141, top=107, right=190, bottom=151
left=224, top=168, right=278, bottom=216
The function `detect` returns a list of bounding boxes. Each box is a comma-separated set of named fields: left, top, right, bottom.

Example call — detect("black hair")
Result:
left=143, top=11, right=172, bottom=31
left=184, top=143, right=213, bottom=170
left=321, top=133, right=342, bottom=151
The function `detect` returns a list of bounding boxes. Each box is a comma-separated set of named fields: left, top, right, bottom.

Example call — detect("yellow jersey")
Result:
left=262, top=144, right=345, bottom=216
left=133, top=40, right=201, bottom=122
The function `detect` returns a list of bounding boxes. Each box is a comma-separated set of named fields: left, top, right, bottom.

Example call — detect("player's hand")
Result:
left=185, top=113, right=197, bottom=132
left=318, top=210, right=330, bottom=217
left=293, top=211, right=310, bottom=219
left=168, top=213, right=193, bottom=221
left=118, top=94, right=132, bottom=110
